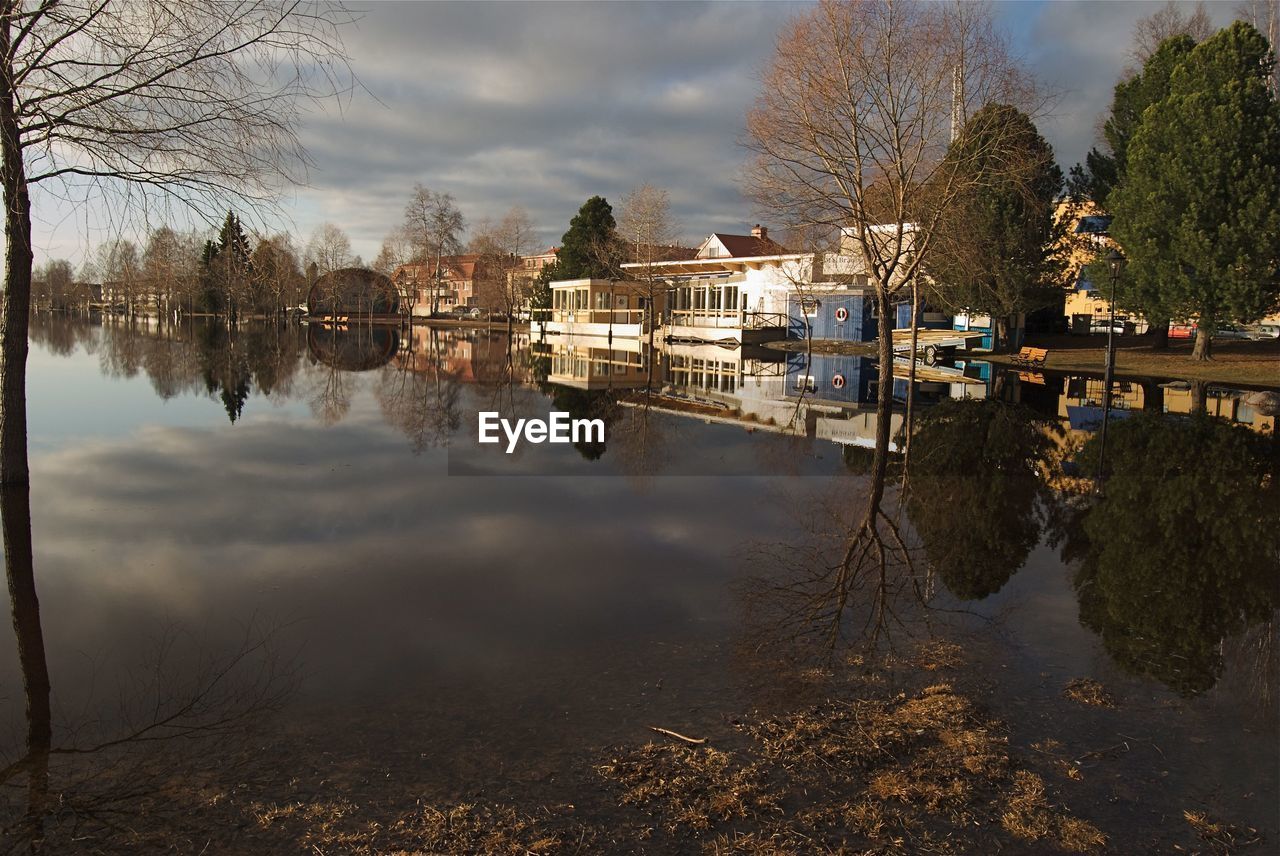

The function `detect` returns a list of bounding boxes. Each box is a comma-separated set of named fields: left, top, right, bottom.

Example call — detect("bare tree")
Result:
left=372, top=224, right=415, bottom=275
left=1237, top=0, right=1279, bottom=95
left=469, top=206, right=536, bottom=325
left=304, top=222, right=354, bottom=278
left=617, top=183, right=681, bottom=344
left=403, top=184, right=465, bottom=315
left=746, top=0, right=1036, bottom=588
left=251, top=233, right=304, bottom=315
left=0, top=1, right=355, bottom=486
left=1131, top=1, right=1215, bottom=66
left=142, top=226, right=192, bottom=318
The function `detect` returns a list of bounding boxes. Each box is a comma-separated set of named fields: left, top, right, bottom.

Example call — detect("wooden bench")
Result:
left=1012, top=346, right=1049, bottom=367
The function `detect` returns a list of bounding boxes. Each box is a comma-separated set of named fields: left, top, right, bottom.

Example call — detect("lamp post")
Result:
left=1095, top=248, right=1126, bottom=494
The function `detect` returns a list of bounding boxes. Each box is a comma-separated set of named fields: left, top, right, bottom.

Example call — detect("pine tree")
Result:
left=1110, top=22, right=1280, bottom=359
left=541, top=196, right=619, bottom=282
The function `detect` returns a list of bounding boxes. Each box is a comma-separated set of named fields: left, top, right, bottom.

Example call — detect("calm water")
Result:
left=2, top=314, right=1277, bottom=852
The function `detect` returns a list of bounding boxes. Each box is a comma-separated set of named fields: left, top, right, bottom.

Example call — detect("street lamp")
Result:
left=1096, top=248, right=1126, bottom=494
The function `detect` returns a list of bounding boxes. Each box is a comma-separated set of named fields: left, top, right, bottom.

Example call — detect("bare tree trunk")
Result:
left=1147, top=316, right=1169, bottom=350
left=902, top=281, right=920, bottom=492
left=0, top=11, right=33, bottom=487
left=1192, top=326, right=1213, bottom=361
left=867, top=289, right=895, bottom=513
left=1190, top=379, right=1208, bottom=414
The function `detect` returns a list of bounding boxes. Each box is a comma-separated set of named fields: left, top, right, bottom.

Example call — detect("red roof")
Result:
left=708, top=233, right=790, bottom=257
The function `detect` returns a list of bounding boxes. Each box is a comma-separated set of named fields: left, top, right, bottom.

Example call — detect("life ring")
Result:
left=832, top=373, right=846, bottom=389
left=835, top=306, right=849, bottom=323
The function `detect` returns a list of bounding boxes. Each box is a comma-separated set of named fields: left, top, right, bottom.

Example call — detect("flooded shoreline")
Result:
left=2, top=315, right=1275, bottom=852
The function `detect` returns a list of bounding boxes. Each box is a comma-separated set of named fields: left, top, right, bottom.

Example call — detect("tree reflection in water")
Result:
left=743, top=384, right=924, bottom=652
left=906, top=398, right=1060, bottom=601
left=1058, top=413, right=1280, bottom=697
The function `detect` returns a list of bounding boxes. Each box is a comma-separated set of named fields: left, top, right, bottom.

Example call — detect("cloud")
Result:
left=28, top=1, right=1234, bottom=264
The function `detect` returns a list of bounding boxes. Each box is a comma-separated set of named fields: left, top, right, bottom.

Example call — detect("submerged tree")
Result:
left=0, top=1, right=355, bottom=485
left=747, top=0, right=1037, bottom=530
left=928, top=104, right=1066, bottom=351
left=1109, top=22, right=1280, bottom=360
left=403, top=184, right=465, bottom=315
left=906, top=399, right=1058, bottom=601
left=1061, top=413, right=1280, bottom=696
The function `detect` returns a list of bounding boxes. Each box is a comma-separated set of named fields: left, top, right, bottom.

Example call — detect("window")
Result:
left=725, top=286, right=739, bottom=313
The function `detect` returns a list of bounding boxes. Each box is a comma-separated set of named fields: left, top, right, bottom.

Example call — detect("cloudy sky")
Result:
left=29, top=1, right=1243, bottom=265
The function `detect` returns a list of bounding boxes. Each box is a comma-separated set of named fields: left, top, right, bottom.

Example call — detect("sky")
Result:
left=27, top=0, right=1245, bottom=267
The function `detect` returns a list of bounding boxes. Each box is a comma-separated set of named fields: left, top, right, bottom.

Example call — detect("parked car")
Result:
left=1212, top=324, right=1252, bottom=340
left=1244, top=324, right=1280, bottom=340
left=1089, top=319, right=1126, bottom=335
left=1168, top=323, right=1197, bottom=339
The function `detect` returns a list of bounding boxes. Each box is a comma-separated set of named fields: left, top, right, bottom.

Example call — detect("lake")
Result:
left=2, top=314, right=1276, bottom=853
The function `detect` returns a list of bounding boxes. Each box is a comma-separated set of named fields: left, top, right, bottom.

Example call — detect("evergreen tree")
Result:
left=540, top=196, right=619, bottom=283
left=928, top=104, right=1065, bottom=351
left=214, top=210, right=254, bottom=320
left=198, top=238, right=224, bottom=313
left=1110, top=22, right=1280, bottom=359
left=1070, top=35, right=1198, bottom=204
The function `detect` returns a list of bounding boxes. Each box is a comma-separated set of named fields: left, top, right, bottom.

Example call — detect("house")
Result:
left=791, top=224, right=959, bottom=347
left=619, top=224, right=852, bottom=344
left=1057, top=201, right=1149, bottom=335
left=538, top=278, right=659, bottom=339
left=392, top=255, right=494, bottom=316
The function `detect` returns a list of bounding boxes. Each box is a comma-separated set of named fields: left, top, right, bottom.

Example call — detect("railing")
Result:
left=744, top=311, right=788, bottom=330
left=668, top=308, right=741, bottom=328
left=534, top=308, right=647, bottom=326
left=667, top=309, right=789, bottom=330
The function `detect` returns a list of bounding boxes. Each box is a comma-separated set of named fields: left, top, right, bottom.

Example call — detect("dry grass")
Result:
left=1001, top=770, right=1107, bottom=852
left=602, top=676, right=1106, bottom=854
left=1063, top=678, right=1116, bottom=708
left=596, top=744, right=781, bottom=835
left=249, top=798, right=590, bottom=855
left=1184, top=809, right=1266, bottom=853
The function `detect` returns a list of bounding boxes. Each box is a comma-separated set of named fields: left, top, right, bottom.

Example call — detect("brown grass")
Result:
left=1063, top=678, right=1115, bottom=707
left=602, top=675, right=1106, bottom=855
left=1184, top=809, right=1266, bottom=853
left=249, top=798, right=590, bottom=855
left=596, top=744, right=780, bottom=835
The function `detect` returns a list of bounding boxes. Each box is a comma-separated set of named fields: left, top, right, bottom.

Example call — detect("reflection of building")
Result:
left=308, top=324, right=401, bottom=371
left=1162, top=386, right=1276, bottom=434
left=392, top=326, right=529, bottom=384
left=539, top=337, right=653, bottom=391
left=537, top=333, right=989, bottom=454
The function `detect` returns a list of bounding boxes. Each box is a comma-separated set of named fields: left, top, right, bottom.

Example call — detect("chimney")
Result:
left=751, top=224, right=767, bottom=240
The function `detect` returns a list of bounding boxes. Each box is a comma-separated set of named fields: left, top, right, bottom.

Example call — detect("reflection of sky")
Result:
left=7, top=330, right=843, bottom=752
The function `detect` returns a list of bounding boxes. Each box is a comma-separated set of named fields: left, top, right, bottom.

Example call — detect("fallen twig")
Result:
left=649, top=726, right=706, bottom=745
